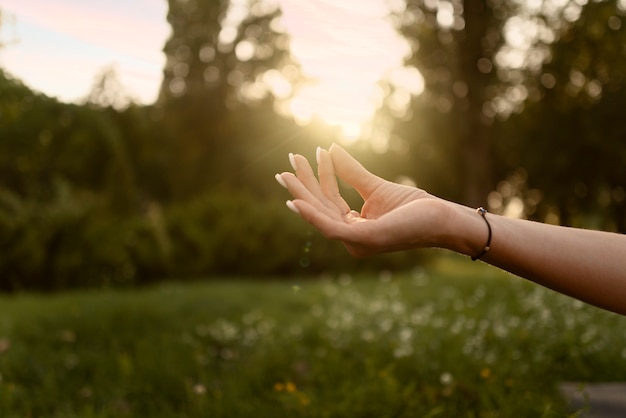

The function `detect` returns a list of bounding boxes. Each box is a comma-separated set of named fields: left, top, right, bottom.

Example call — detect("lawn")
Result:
left=0, top=254, right=624, bottom=417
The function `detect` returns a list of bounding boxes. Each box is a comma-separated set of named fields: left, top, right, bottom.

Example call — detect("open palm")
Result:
left=277, top=144, right=444, bottom=256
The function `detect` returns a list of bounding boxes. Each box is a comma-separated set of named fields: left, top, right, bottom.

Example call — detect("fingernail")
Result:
left=288, top=153, right=297, bottom=171
left=316, top=147, right=322, bottom=164
left=286, top=200, right=300, bottom=214
left=274, top=173, right=288, bottom=189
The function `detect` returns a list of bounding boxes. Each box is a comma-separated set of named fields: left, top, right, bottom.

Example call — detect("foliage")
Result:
left=383, top=0, right=626, bottom=220
left=0, top=64, right=419, bottom=291
left=163, top=188, right=302, bottom=276
left=494, top=0, right=626, bottom=229
left=2, top=0, right=626, bottom=290
left=382, top=0, right=519, bottom=205
left=158, top=0, right=302, bottom=199
left=0, top=71, right=136, bottom=211
left=0, top=259, right=624, bottom=417
left=0, top=177, right=423, bottom=291
left=0, top=181, right=140, bottom=291
left=0, top=183, right=273, bottom=290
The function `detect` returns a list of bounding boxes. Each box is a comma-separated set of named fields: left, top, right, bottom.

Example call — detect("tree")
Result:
left=157, top=0, right=301, bottom=199
left=499, top=0, right=626, bottom=230
left=83, top=66, right=134, bottom=110
left=376, top=0, right=508, bottom=205
left=380, top=0, right=592, bottom=206
left=0, top=69, right=136, bottom=211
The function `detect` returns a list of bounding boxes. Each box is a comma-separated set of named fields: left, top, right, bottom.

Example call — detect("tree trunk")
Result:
left=458, top=0, right=495, bottom=207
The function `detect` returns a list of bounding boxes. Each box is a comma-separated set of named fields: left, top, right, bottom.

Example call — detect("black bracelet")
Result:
left=471, top=207, right=492, bottom=261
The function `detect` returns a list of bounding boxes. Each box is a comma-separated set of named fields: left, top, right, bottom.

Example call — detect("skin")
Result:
left=276, top=144, right=626, bottom=316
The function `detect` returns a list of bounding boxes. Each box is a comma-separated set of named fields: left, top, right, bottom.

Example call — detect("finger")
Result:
left=329, top=143, right=384, bottom=200
left=279, top=172, right=344, bottom=221
left=317, top=147, right=351, bottom=214
left=289, top=199, right=352, bottom=241
left=292, top=200, right=377, bottom=256
left=289, top=153, right=327, bottom=204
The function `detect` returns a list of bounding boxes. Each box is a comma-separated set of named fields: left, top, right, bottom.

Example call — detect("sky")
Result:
left=0, top=0, right=169, bottom=104
left=0, top=0, right=414, bottom=139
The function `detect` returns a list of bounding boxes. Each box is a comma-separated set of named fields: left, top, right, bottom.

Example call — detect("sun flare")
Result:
left=277, top=0, right=413, bottom=141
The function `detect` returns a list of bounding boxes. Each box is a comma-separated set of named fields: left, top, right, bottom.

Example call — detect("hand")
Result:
left=279, top=147, right=626, bottom=315
left=276, top=144, right=448, bottom=257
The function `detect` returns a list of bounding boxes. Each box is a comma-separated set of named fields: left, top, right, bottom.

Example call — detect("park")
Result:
left=1, top=0, right=626, bottom=416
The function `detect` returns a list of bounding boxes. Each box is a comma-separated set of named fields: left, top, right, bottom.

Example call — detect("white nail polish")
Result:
left=286, top=200, right=300, bottom=214
left=288, top=153, right=297, bottom=171
left=275, top=174, right=288, bottom=189
left=316, top=147, right=322, bottom=164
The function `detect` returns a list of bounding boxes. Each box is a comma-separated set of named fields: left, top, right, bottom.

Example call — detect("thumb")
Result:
left=329, top=143, right=384, bottom=199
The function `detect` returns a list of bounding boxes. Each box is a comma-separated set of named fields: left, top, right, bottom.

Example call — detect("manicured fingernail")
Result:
left=274, top=173, right=288, bottom=189
left=288, top=153, right=297, bottom=171
left=316, top=147, right=322, bottom=164
left=286, top=200, right=300, bottom=214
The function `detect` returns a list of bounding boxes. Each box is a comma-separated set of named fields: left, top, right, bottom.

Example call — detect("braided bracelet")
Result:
left=471, top=207, right=492, bottom=261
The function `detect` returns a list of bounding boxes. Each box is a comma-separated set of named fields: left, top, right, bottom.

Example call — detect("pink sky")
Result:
left=0, top=0, right=169, bottom=103
left=0, top=0, right=413, bottom=137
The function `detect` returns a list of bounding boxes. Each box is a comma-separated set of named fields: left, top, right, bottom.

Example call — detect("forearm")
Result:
left=442, top=201, right=626, bottom=315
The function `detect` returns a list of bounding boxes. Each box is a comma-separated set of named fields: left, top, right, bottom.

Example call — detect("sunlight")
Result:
left=2, top=0, right=416, bottom=137
left=277, top=0, right=412, bottom=142
left=288, top=80, right=378, bottom=140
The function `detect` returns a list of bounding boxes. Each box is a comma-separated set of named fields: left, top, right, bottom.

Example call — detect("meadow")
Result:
left=0, top=254, right=624, bottom=417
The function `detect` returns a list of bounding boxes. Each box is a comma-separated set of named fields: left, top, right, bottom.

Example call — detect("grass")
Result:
left=0, top=254, right=625, bottom=417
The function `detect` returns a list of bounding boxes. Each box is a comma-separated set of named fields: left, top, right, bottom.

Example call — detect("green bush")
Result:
left=164, top=189, right=316, bottom=277
left=0, top=185, right=316, bottom=290
left=162, top=188, right=428, bottom=279
left=0, top=182, right=137, bottom=291
left=0, top=180, right=428, bottom=291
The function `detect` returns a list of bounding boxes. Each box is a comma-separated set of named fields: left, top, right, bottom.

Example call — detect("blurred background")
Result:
left=1, top=0, right=626, bottom=291
left=2, top=2, right=626, bottom=417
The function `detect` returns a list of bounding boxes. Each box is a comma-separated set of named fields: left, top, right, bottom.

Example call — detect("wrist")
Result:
left=438, top=201, right=493, bottom=258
